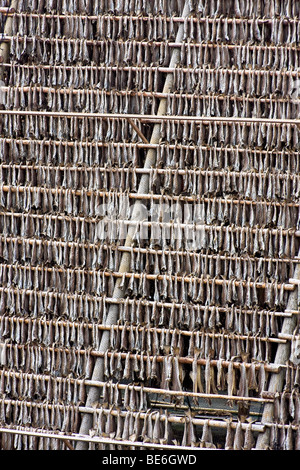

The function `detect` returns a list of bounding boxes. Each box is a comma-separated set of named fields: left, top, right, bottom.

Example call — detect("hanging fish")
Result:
left=227, top=360, right=236, bottom=401
left=200, top=420, right=215, bottom=449
left=233, top=421, right=244, bottom=450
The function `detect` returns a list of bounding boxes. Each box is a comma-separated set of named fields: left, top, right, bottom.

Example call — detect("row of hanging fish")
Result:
left=0, top=370, right=86, bottom=405
left=1, top=164, right=300, bottom=202
left=0, top=339, right=271, bottom=398
left=1, top=199, right=298, bottom=241
left=0, top=240, right=295, bottom=282
left=3, top=86, right=299, bottom=119
left=268, top=423, right=300, bottom=450
left=0, top=341, right=94, bottom=377
left=87, top=419, right=292, bottom=450
left=2, top=420, right=283, bottom=451
left=0, top=138, right=142, bottom=167
left=90, top=409, right=256, bottom=449
left=0, top=283, right=289, bottom=335
left=10, top=12, right=300, bottom=45
left=0, top=268, right=291, bottom=310
left=0, top=209, right=298, bottom=256
left=159, top=120, right=299, bottom=148
left=0, top=398, right=262, bottom=450
left=0, top=398, right=80, bottom=434
left=0, top=311, right=285, bottom=363
left=0, top=285, right=112, bottom=321
left=3, top=114, right=298, bottom=148
left=273, top=389, right=300, bottom=425
left=9, top=35, right=300, bottom=70
left=8, top=63, right=299, bottom=99
left=0, top=315, right=295, bottom=367
left=0, top=220, right=296, bottom=276
left=0, top=257, right=288, bottom=327
left=1, top=138, right=298, bottom=174
left=1, top=114, right=144, bottom=143
left=0, top=216, right=298, bottom=258
left=0, top=431, right=73, bottom=450
left=1, top=366, right=297, bottom=416
left=116, top=302, right=286, bottom=337
left=8, top=0, right=300, bottom=18
left=149, top=168, right=300, bottom=200
left=0, top=223, right=292, bottom=268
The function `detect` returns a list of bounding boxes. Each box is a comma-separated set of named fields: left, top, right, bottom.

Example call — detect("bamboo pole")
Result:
left=255, top=256, right=300, bottom=449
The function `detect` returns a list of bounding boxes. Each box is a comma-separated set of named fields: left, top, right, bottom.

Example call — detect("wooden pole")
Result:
left=255, top=256, right=300, bottom=449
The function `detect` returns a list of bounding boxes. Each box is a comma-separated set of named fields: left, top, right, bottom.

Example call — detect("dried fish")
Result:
left=227, top=360, right=236, bottom=397
left=233, top=421, right=244, bottom=450
left=200, top=420, right=215, bottom=449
